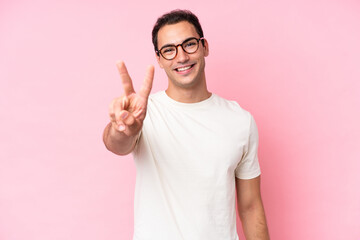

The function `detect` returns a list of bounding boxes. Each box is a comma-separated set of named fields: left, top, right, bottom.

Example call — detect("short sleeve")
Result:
left=235, top=114, right=261, bottom=179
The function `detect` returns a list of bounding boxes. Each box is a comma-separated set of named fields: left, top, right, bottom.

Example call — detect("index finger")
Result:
left=116, top=61, right=135, bottom=96
left=138, top=65, right=154, bottom=99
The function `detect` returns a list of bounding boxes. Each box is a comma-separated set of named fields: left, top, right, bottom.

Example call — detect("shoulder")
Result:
left=212, top=93, right=253, bottom=120
left=146, top=91, right=168, bottom=110
left=148, top=91, right=165, bottom=102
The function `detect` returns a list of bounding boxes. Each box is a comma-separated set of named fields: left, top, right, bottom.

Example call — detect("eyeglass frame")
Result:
left=155, top=37, right=205, bottom=60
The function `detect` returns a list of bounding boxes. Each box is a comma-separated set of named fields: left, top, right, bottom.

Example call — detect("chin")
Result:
left=172, top=78, right=199, bottom=89
left=166, top=69, right=203, bottom=89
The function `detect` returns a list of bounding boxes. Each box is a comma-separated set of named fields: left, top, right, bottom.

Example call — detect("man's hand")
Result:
left=104, top=61, right=154, bottom=156
left=108, top=61, right=154, bottom=137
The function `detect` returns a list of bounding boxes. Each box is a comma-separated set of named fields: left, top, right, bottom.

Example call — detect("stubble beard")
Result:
left=167, top=63, right=206, bottom=90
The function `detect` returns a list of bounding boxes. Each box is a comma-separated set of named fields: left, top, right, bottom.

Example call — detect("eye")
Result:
left=186, top=41, right=196, bottom=47
left=162, top=47, right=175, bottom=54
left=183, top=39, right=198, bottom=50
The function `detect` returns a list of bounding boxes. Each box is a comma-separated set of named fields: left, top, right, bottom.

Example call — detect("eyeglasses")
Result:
left=156, top=37, right=204, bottom=60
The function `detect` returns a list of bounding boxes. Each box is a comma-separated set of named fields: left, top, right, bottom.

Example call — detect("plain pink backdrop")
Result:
left=1, top=0, right=359, bottom=239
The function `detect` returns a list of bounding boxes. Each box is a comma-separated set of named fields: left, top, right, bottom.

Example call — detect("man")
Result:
left=103, top=9, right=270, bottom=240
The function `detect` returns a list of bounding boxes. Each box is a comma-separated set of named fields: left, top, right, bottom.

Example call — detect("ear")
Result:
left=156, top=53, right=164, bottom=69
left=203, top=39, right=209, bottom=57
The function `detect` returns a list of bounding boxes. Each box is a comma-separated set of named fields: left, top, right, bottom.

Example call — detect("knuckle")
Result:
left=114, top=112, right=122, bottom=122
left=125, top=116, right=135, bottom=125
left=109, top=114, right=116, bottom=122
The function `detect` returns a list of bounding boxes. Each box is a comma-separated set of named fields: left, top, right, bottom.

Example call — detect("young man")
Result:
left=103, top=9, right=270, bottom=240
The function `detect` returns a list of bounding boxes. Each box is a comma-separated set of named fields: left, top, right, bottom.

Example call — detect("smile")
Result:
left=175, top=64, right=195, bottom=72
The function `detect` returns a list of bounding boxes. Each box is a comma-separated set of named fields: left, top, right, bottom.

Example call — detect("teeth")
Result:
left=177, top=65, right=192, bottom=72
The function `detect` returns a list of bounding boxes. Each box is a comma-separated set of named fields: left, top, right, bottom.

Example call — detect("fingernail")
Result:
left=122, top=98, right=126, bottom=108
left=120, top=111, right=128, bottom=119
left=118, top=124, right=125, bottom=131
left=133, top=110, right=142, bottom=118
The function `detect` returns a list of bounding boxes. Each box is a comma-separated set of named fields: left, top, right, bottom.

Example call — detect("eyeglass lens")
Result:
left=160, top=38, right=200, bottom=60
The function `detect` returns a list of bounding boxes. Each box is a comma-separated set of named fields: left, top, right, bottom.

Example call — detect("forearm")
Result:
left=103, top=122, right=138, bottom=155
left=239, top=202, right=270, bottom=240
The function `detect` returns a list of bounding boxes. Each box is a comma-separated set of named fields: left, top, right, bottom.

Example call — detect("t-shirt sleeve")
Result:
left=235, top=114, right=261, bottom=179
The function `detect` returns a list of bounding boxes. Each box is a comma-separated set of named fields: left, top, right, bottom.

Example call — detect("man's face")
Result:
left=156, top=21, right=209, bottom=89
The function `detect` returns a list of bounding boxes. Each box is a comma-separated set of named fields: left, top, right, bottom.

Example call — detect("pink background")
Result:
left=1, top=0, right=360, bottom=239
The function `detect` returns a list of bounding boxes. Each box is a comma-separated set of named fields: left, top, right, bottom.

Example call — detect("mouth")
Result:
left=174, top=64, right=195, bottom=73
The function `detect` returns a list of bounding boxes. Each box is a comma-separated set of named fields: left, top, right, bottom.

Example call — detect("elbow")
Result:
left=238, top=199, right=265, bottom=218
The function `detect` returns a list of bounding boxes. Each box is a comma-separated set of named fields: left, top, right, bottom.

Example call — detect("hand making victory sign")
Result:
left=109, top=61, right=154, bottom=136
left=104, top=61, right=154, bottom=155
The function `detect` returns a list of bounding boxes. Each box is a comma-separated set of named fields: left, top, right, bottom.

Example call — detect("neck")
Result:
left=165, top=74, right=211, bottom=103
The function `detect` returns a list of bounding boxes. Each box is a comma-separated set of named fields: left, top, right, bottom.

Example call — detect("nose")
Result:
left=175, top=45, right=190, bottom=62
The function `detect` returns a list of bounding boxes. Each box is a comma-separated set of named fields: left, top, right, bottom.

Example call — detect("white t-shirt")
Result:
left=132, top=91, right=261, bottom=240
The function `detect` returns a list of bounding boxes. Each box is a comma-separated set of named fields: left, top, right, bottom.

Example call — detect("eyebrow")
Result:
left=159, top=37, right=197, bottom=50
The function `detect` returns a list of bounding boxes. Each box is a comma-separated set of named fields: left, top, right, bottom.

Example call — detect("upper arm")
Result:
left=236, top=175, right=262, bottom=212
